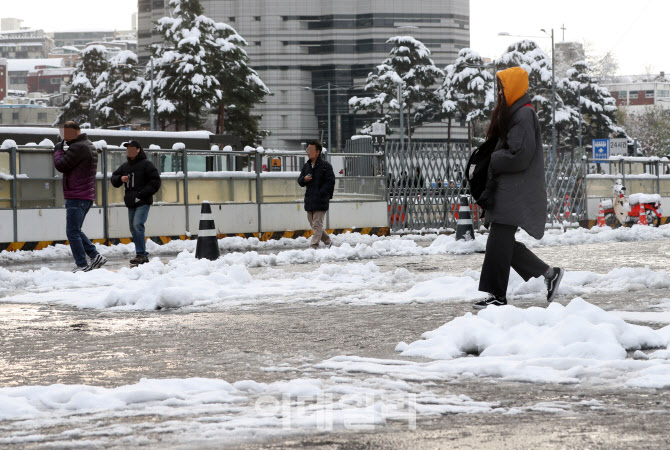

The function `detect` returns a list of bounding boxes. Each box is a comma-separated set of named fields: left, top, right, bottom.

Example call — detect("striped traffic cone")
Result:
left=596, top=203, right=606, bottom=227
left=195, top=201, right=220, bottom=260
left=638, top=203, right=648, bottom=226
left=455, top=196, right=475, bottom=241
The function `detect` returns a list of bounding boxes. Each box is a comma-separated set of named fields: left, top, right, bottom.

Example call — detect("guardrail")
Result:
left=0, top=144, right=387, bottom=243
left=583, top=156, right=670, bottom=220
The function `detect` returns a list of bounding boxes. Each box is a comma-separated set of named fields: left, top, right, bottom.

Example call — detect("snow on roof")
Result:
left=7, top=58, right=64, bottom=72
left=28, top=68, right=75, bottom=76
left=0, top=126, right=212, bottom=139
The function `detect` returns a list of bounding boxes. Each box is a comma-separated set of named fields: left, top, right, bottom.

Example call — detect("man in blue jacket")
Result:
left=111, top=140, right=161, bottom=266
left=297, top=141, right=335, bottom=249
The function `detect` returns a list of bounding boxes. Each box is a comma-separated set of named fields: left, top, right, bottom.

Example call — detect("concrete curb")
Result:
left=0, top=227, right=391, bottom=252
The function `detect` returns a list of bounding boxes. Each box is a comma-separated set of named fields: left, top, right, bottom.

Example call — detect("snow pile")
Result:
left=400, top=298, right=667, bottom=361
left=318, top=298, right=670, bottom=387
left=0, top=233, right=423, bottom=265
left=0, top=258, right=421, bottom=310
left=1, top=139, right=17, bottom=149
left=0, top=375, right=498, bottom=446
left=629, top=193, right=662, bottom=205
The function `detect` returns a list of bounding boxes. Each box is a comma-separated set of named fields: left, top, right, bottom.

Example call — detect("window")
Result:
left=630, top=92, right=638, bottom=99
left=646, top=90, right=654, bottom=98
left=0, top=113, right=2, bottom=120
left=51, top=78, right=61, bottom=84
left=254, top=41, right=261, bottom=46
left=658, top=90, right=670, bottom=98
left=12, top=112, right=19, bottom=120
left=280, top=90, right=287, bottom=104
left=281, top=115, right=288, bottom=128
left=37, top=112, right=47, bottom=120
left=254, top=16, right=261, bottom=21
left=228, top=16, right=235, bottom=22
left=619, top=91, right=627, bottom=98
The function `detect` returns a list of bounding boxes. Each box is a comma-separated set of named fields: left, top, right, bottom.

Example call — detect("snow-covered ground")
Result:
left=2, top=226, right=670, bottom=446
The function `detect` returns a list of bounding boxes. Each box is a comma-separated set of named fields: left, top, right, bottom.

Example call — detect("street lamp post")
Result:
left=304, top=83, right=359, bottom=153
left=149, top=57, right=155, bottom=131
left=578, top=83, right=582, bottom=158
left=498, top=30, right=557, bottom=161
left=541, top=28, right=557, bottom=161
left=327, top=82, right=331, bottom=154
left=397, top=83, right=404, bottom=147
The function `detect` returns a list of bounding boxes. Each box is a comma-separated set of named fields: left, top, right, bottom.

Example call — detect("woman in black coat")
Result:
left=474, top=67, right=564, bottom=309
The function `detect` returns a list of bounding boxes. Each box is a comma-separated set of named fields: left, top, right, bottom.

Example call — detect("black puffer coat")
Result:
left=297, top=156, right=336, bottom=211
left=54, top=134, right=97, bottom=201
left=111, top=149, right=161, bottom=208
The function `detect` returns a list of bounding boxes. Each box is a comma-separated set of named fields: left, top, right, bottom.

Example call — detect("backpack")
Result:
left=323, top=164, right=335, bottom=199
left=466, top=137, right=498, bottom=201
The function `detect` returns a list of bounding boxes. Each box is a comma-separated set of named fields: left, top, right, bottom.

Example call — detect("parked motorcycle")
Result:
left=603, top=180, right=663, bottom=227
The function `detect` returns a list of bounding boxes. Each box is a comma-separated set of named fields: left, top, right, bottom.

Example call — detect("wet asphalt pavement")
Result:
left=1, top=238, right=670, bottom=448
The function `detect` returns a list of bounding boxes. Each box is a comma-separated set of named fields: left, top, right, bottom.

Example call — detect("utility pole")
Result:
left=397, top=83, right=404, bottom=147
left=327, top=82, right=331, bottom=153
left=149, top=57, right=155, bottom=131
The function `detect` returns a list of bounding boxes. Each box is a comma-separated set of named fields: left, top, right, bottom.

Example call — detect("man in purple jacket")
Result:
left=54, top=121, right=107, bottom=272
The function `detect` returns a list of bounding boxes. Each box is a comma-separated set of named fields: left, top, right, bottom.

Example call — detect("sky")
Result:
left=2, top=0, right=669, bottom=76
left=470, top=0, right=670, bottom=76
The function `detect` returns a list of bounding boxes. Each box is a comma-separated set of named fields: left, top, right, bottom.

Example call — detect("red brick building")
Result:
left=27, top=67, right=74, bottom=94
left=605, top=81, right=670, bottom=112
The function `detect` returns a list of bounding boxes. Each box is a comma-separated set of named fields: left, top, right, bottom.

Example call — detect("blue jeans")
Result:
left=128, top=204, right=150, bottom=256
left=65, top=199, right=98, bottom=267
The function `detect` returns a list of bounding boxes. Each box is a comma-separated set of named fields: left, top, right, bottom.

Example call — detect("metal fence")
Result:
left=385, top=140, right=478, bottom=232
left=0, top=144, right=386, bottom=242
left=380, top=139, right=587, bottom=233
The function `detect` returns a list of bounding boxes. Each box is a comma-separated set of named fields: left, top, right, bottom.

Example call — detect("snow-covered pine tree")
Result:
left=349, top=68, right=397, bottom=137
left=435, top=66, right=459, bottom=145
left=55, top=45, right=109, bottom=126
left=564, top=61, right=624, bottom=146
left=144, top=0, right=222, bottom=131
left=440, top=48, right=495, bottom=145
left=207, top=21, right=270, bottom=146
left=94, top=51, right=145, bottom=128
left=350, top=36, right=444, bottom=141
left=495, top=40, right=577, bottom=151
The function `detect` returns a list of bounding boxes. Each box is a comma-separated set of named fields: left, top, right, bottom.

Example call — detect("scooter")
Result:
left=603, top=179, right=663, bottom=227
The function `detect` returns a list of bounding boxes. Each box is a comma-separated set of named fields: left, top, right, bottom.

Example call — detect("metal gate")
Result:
left=385, top=141, right=476, bottom=232
left=381, top=140, right=586, bottom=233
left=545, top=155, right=586, bottom=226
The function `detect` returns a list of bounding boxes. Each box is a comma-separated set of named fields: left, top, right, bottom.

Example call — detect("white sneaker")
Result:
left=72, top=266, right=87, bottom=273
left=84, top=254, right=107, bottom=272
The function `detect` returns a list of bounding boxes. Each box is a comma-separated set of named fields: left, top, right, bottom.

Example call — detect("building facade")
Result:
left=7, top=58, right=64, bottom=93
left=0, top=104, right=60, bottom=126
left=605, top=81, right=670, bottom=113
left=51, top=31, right=116, bottom=48
left=0, top=30, right=54, bottom=59
left=138, top=0, right=470, bottom=149
left=27, top=67, right=75, bottom=94
left=0, top=58, right=7, bottom=102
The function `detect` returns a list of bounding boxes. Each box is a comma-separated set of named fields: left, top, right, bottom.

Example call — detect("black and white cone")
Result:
left=455, top=196, right=475, bottom=241
left=195, top=202, right=220, bottom=260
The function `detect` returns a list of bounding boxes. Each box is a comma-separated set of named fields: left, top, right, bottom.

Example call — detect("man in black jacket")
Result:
left=297, top=141, right=336, bottom=249
left=111, top=140, right=161, bottom=266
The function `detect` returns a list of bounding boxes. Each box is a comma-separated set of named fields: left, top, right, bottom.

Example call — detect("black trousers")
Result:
left=479, top=223, right=549, bottom=298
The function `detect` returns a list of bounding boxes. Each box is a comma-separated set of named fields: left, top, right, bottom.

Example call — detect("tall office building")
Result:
left=138, top=0, right=469, bottom=148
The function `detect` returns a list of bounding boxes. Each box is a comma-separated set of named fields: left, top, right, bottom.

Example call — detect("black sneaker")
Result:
left=473, top=295, right=507, bottom=310
left=545, top=267, right=564, bottom=303
left=84, top=254, right=107, bottom=272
